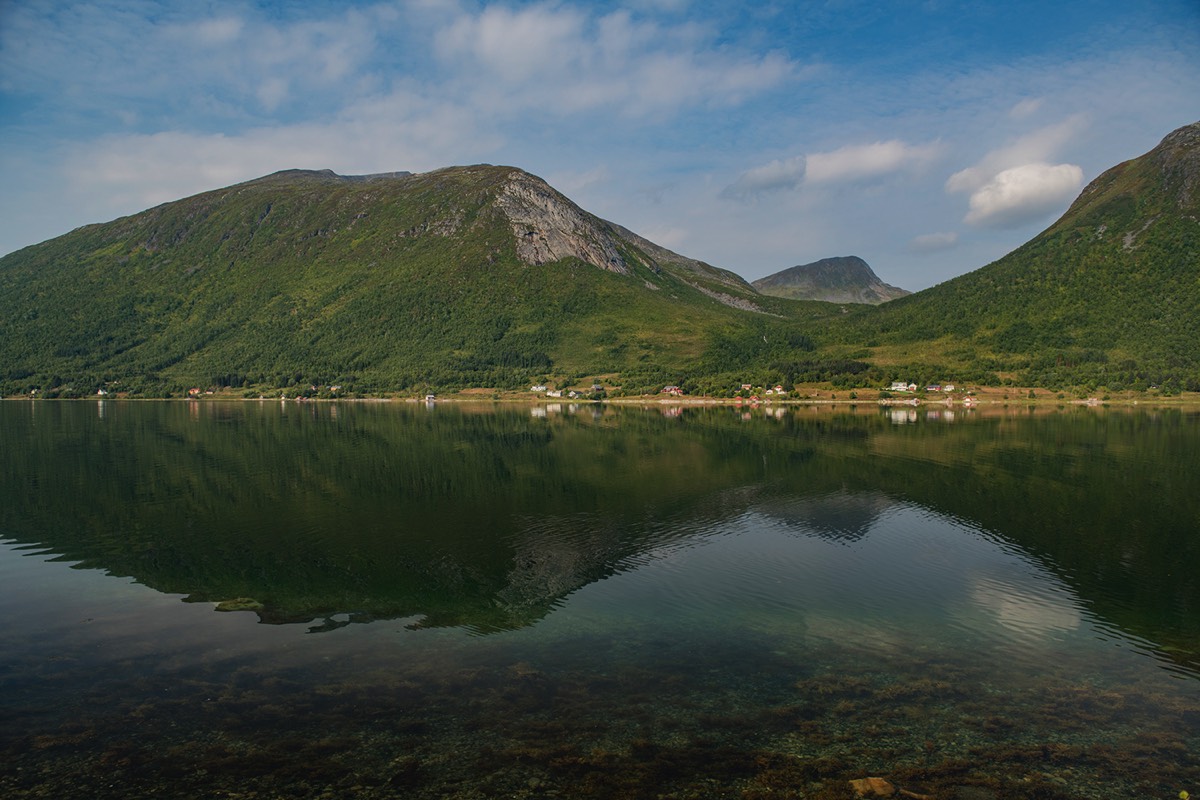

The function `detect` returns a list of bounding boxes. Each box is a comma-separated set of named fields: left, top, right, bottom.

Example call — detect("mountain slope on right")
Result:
left=829, top=120, right=1200, bottom=391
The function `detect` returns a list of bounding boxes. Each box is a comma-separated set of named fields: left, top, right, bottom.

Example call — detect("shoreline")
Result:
left=7, top=389, right=1200, bottom=409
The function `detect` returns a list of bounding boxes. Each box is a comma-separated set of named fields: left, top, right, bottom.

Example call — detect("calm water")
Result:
left=1, top=400, right=1197, bottom=799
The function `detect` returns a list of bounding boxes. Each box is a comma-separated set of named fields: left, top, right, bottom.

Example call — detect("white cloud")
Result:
left=1009, top=98, right=1043, bottom=119
left=723, top=138, right=938, bottom=198
left=721, top=156, right=806, bottom=198
left=907, top=231, right=958, bottom=253
left=945, top=115, right=1089, bottom=228
left=946, top=115, right=1086, bottom=194
left=433, top=5, right=796, bottom=118
left=59, top=93, right=502, bottom=215
left=257, top=77, right=289, bottom=112
left=638, top=225, right=689, bottom=250
left=435, top=4, right=586, bottom=84
left=0, top=2, right=804, bottom=257
left=963, top=162, right=1083, bottom=228
left=805, top=140, right=940, bottom=184
left=190, top=17, right=245, bottom=47
left=0, top=4, right=381, bottom=121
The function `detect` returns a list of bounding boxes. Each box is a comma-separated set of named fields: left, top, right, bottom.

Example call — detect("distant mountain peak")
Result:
left=752, top=255, right=910, bottom=304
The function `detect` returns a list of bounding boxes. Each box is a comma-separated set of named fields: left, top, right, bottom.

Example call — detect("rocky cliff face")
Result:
left=1142, top=120, right=1200, bottom=209
left=493, top=170, right=630, bottom=274
left=490, top=168, right=764, bottom=311
left=752, top=255, right=910, bottom=304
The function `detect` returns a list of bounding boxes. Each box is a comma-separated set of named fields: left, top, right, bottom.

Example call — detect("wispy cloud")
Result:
left=434, top=6, right=797, bottom=118
left=14, top=2, right=798, bottom=235
left=806, top=140, right=940, bottom=184
left=61, top=95, right=501, bottom=212
left=545, top=165, right=612, bottom=195
left=1008, top=98, right=1044, bottom=119
left=721, top=156, right=806, bottom=198
left=907, top=232, right=959, bottom=253
left=723, top=139, right=939, bottom=198
left=0, top=3, right=382, bottom=124
left=435, top=4, right=589, bottom=84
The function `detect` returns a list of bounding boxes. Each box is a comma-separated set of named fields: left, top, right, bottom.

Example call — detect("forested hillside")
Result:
left=0, top=166, right=838, bottom=397
left=828, top=121, right=1200, bottom=392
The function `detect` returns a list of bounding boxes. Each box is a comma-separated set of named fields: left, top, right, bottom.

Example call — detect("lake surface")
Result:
left=1, top=400, right=1197, bottom=799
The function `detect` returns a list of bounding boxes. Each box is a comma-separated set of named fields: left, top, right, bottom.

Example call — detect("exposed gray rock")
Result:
left=495, top=171, right=630, bottom=274
left=690, top=282, right=766, bottom=313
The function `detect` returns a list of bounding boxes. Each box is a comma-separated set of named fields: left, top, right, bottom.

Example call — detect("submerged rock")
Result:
left=214, top=597, right=265, bottom=613
left=850, top=776, right=896, bottom=797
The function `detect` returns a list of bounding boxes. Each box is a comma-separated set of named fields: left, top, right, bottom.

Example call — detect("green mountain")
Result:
left=0, top=165, right=837, bottom=397
left=832, top=120, right=1200, bottom=391
left=752, top=255, right=910, bottom=304
left=2, top=120, right=1197, bottom=397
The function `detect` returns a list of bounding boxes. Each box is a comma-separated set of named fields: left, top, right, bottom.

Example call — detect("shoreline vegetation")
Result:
left=6, top=385, right=1200, bottom=408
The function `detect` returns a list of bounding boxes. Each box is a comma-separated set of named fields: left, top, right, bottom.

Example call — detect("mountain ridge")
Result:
left=0, top=163, right=832, bottom=396
left=2, top=120, right=1198, bottom=396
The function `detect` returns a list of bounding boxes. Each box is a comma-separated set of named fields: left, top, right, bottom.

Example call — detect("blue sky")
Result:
left=1, top=1, right=1197, bottom=290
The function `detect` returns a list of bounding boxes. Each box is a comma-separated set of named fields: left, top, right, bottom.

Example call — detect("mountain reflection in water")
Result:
left=0, top=401, right=1197, bottom=799
left=2, top=402, right=1195, bottom=651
